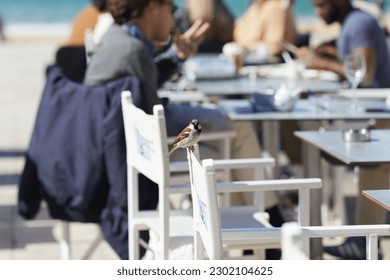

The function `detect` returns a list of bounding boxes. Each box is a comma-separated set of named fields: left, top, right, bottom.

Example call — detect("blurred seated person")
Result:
left=84, top=0, right=268, bottom=188
left=175, top=0, right=235, bottom=53
left=295, top=0, right=390, bottom=88
left=66, top=0, right=107, bottom=46
left=233, top=0, right=300, bottom=168
left=233, top=0, right=297, bottom=56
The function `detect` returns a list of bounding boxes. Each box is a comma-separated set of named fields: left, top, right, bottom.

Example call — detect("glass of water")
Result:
left=343, top=53, right=367, bottom=112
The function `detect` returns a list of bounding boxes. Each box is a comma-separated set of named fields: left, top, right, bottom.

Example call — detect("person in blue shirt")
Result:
left=297, top=0, right=390, bottom=260
left=296, top=0, right=390, bottom=88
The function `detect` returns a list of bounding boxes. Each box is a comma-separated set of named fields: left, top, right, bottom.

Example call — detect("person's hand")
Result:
left=173, top=19, right=210, bottom=60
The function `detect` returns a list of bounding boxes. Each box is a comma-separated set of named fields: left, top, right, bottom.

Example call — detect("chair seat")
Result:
left=220, top=206, right=272, bottom=229
left=220, top=206, right=280, bottom=248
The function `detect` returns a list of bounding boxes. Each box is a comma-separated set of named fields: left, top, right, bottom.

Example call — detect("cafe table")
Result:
left=295, top=129, right=390, bottom=258
left=160, top=60, right=342, bottom=101
left=294, top=129, right=390, bottom=166
left=194, top=74, right=341, bottom=97
left=219, top=98, right=390, bottom=258
left=362, top=190, right=390, bottom=212
left=219, top=98, right=390, bottom=172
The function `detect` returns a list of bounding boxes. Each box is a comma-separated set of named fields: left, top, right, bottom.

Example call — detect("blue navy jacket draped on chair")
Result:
left=18, top=65, right=158, bottom=259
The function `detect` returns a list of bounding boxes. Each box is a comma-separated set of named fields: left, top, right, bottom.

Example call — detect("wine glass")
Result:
left=343, top=53, right=367, bottom=112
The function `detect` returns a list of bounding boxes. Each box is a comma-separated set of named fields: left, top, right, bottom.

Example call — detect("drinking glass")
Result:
left=343, top=53, right=366, bottom=112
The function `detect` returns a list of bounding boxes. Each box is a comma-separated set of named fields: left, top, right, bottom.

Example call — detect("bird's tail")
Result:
left=165, top=148, right=175, bottom=158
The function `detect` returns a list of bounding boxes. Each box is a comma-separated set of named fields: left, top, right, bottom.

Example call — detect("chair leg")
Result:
left=60, top=222, right=71, bottom=260
left=129, top=226, right=140, bottom=260
left=320, top=159, right=347, bottom=225
left=253, top=249, right=265, bottom=259
left=332, top=165, right=347, bottom=225
left=320, top=158, right=332, bottom=224
left=367, top=234, right=379, bottom=260
left=81, top=231, right=104, bottom=259
left=194, top=232, right=204, bottom=260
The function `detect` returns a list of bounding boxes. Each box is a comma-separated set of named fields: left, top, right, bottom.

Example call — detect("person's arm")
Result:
left=173, top=19, right=210, bottom=60
left=315, top=42, right=338, bottom=58
left=296, top=45, right=376, bottom=86
left=154, top=19, right=210, bottom=87
left=295, top=47, right=344, bottom=78
left=263, top=4, right=297, bottom=55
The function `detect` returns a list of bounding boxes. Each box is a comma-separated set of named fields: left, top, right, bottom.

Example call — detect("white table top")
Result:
left=338, top=88, right=390, bottom=99
left=194, top=75, right=341, bottom=96
left=362, top=190, right=390, bottom=211
left=294, top=129, right=390, bottom=165
left=219, top=98, right=390, bottom=121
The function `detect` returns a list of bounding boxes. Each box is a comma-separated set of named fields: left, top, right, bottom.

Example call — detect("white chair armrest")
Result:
left=169, top=157, right=275, bottom=172
left=300, top=224, right=390, bottom=237
left=170, top=166, right=304, bottom=195
left=215, top=178, right=322, bottom=193
left=213, top=158, right=275, bottom=169
left=215, top=178, right=321, bottom=226
left=300, top=224, right=390, bottom=259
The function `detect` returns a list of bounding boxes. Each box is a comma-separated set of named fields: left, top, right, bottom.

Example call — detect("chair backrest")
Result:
left=187, top=146, right=222, bottom=259
left=55, top=46, right=87, bottom=83
left=122, top=90, right=176, bottom=260
left=121, top=91, right=170, bottom=187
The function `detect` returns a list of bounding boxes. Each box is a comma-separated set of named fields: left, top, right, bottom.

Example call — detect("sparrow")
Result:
left=165, top=119, right=202, bottom=158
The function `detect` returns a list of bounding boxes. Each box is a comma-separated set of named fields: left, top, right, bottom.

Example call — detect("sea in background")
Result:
left=0, top=0, right=388, bottom=37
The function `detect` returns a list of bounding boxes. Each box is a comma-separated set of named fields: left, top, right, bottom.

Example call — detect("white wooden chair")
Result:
left=187, top=147, right=390, bottom=260
left=187, top=145, right=322, bottom=259
left=121, top=91, right=276, bottom=259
